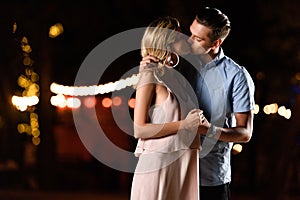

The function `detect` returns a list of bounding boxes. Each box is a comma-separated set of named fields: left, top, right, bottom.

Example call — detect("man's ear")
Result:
left=211, top=39, right=223, bottom=50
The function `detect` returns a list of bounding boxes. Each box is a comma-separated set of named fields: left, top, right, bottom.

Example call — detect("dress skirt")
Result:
left=130, top=149, right=199, bottom=200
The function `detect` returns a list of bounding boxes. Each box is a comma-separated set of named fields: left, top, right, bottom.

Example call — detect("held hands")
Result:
left=198, top=111, right=210, bottom=134
left=182, top=109, right=202, bottom=132
left=182, top=109, right=211, bottom=134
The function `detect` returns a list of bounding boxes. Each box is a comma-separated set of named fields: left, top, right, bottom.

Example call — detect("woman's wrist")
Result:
left=181, top=119, right=188, bottom=131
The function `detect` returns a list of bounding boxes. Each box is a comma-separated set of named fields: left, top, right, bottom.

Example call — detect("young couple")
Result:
left=131, top=7, right=255, bottom=200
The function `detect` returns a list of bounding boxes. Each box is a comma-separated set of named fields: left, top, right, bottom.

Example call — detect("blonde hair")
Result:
left=141, top=17, right=180, bottom=69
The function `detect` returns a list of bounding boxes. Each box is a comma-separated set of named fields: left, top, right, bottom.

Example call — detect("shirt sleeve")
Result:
left=232, top=68, right=255, bottom=112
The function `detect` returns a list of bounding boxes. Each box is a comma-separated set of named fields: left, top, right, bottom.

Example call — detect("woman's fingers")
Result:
left=140, top=55, right=160, bottom=68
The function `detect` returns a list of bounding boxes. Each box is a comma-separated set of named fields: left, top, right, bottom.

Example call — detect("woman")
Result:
left=131, top=17, right=207, bottom=200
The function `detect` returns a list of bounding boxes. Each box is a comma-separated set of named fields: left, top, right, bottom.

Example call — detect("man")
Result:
left=185, top=7, right=255, bottom=200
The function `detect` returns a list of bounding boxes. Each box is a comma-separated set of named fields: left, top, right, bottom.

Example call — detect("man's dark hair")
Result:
left=196, top=7, right=231, bottom=41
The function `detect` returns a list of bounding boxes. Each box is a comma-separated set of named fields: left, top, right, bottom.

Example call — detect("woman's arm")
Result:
left=134, top=83, right=200, bottom=139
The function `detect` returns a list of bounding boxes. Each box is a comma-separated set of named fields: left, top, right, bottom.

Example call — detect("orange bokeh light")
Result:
left=102, top=97, right=112, bottom=108
left=84, top=97, right=96, bottom=108
left=128, top=98, right=135, bottom=109
left=112, top=96, right=122, bottom=106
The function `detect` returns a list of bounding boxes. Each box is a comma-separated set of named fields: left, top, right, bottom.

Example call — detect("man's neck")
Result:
left=205, top=47, right=220, bottom=64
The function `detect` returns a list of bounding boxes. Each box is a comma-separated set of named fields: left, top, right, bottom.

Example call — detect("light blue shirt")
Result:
left=192, top=48, right=255, bottom=186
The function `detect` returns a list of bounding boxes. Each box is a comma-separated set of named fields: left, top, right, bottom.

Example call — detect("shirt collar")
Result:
left=206, top=48, right=225, bottom=69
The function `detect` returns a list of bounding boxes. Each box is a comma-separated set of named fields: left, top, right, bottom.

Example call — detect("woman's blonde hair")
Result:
left=141, top=16, right=181, bottom=69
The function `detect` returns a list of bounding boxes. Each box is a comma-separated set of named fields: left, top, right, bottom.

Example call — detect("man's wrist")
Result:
left=206, top=124, right=221, bottom=138
left=206, top=124, right=216, bottom=138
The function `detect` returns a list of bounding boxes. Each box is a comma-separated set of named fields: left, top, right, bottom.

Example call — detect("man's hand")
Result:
left=198, top=112, right=210, bottom=134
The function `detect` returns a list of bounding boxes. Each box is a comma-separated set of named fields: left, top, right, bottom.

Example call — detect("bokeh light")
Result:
left=102, top=97, right=112, bottom=108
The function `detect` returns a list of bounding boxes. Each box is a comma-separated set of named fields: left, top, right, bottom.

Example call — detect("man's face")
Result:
left=188, top=19, right=214, bottom=55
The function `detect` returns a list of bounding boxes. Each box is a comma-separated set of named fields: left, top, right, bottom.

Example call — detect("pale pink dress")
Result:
left=130, top=67, right=200, bottom=200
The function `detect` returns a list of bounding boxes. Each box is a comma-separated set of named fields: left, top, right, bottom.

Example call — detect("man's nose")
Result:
left=187, top=36, right=193, bottom=44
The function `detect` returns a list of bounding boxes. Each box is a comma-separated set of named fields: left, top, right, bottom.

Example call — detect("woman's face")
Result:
left=170, top=32, right=191, bottom=55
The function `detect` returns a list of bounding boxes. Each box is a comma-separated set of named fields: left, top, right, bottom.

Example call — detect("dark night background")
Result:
left=0, top=0, right=299, bottom=199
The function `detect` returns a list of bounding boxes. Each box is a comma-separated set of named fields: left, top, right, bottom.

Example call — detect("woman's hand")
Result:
left=182, top=109, right=202, bottom=132
left=140, top=55, right=160, bottom=70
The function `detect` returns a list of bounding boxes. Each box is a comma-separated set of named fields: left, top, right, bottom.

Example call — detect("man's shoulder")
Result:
left=219, top=55, right=249, bottom=74
left=221, top=55, right=241, bottom=68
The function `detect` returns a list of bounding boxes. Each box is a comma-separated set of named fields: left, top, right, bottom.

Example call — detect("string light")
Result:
left=50, top=73, right=139, bottom=96
left=66, top=97, right=81, bottom=109
left=49, top=77, right=292, bottom=120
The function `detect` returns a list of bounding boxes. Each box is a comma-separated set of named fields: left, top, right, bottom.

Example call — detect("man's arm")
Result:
left=199, top=111, right=253, bottom=143
left=216, top=111, right=253, bottom=142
